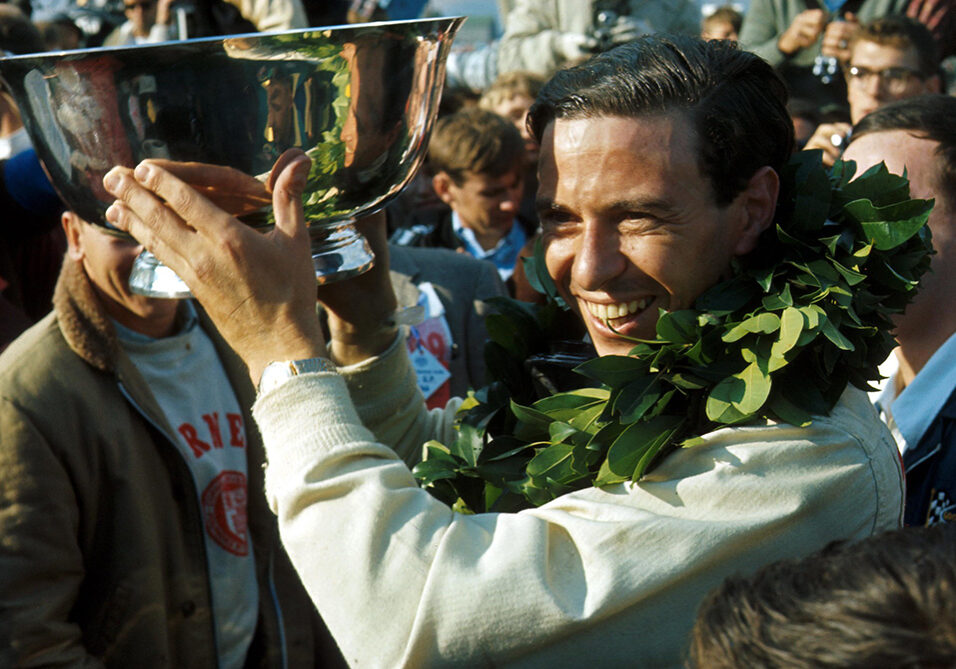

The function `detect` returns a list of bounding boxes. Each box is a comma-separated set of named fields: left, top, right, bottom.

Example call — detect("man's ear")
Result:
left=925, top=74, right=941, bottom=95
left=62, top=211, right=85, bottom=262
left=732, top=166, right=779, bottom=257
left=432, top=171, right=455, bottom=206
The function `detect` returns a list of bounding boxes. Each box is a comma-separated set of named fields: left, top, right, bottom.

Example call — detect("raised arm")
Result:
left=739, top=0, right=826, bottom=66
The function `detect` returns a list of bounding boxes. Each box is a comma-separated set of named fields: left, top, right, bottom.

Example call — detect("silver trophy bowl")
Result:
left=0, top=17, right=463, bottom=297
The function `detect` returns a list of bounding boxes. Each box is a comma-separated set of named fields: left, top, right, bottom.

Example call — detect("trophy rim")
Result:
left=0, top=15, right=465, bottom=63
left=0, top=15, right=464, bottom=230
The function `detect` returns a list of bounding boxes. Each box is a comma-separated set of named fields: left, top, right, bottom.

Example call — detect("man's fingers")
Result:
left=103, top=166, right=196, bottom=279
left=802, top=123, right=850, bottom=167
left=800, top=9, right=826, bottom=33
left=150, top=158, right=270, bottom=191
left=147, top=160, right=273, bottom=215
left=270, top=152, right=311, bottom=241
left=268, top=148, right=310, bottom=192
left=129, top=160, right=239, bottom=241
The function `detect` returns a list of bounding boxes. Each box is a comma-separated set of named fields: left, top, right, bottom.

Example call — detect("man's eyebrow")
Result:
left=535, top=197, right=680, bottom=215
left=607, top=197, right=679, bottom=215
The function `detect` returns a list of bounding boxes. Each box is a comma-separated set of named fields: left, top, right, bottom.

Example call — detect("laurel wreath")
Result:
left=412, top=152, right=934, bottom=514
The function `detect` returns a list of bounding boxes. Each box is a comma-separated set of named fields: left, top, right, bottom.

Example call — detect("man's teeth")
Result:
left=586, top=298, right=651, bottom=320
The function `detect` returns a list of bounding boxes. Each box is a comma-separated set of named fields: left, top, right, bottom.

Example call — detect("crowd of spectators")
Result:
left=1, top=0, right=955, bottom=666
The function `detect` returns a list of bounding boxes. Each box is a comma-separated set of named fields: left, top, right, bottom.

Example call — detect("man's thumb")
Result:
left=271, top=152, right=311, bottom=238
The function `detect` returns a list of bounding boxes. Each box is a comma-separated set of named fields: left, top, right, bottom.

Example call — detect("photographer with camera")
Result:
left=496, top=0, right=700, bottom=80
left=739, top=0, right=910, bottom=115
left=802, top=14, right=940, bottom=166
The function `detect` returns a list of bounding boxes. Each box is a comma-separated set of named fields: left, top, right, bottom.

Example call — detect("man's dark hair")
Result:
left=427, top=107, right=525, bottom=185
left=689, top=525, right=956, bottom=668
left=527, top=34, right=794, bottom=206
left=852, top=14, right=940, bottom=80
left=850, top=94, right=956, bottom=208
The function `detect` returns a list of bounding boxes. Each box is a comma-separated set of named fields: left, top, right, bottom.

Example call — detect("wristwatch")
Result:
left=258, top=357, right=338, bottom=395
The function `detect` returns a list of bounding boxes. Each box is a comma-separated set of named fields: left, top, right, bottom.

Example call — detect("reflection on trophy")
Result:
left=0, top=17, right=463, bottom=297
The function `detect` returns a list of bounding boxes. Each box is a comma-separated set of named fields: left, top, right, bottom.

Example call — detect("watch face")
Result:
left=258, top=358, right=336, bottom=395
left=258, top=362, right=291, bottom=395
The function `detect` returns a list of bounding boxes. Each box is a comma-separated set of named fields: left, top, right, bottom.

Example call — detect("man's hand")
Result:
left=820, top=14, right=859, bottom=61
left=555, top=32, right=598, bottom=63
left=907, top=0, right=949, bottom=31
left=777, top=9, right=827, bottom=55
left=102, top=150, right=326, bottom=385
left=606, top=15, right=652, bottom=47
left=802, top=122, right=852, bottom=168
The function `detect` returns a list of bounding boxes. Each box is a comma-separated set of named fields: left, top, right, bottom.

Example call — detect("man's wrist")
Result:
left=329, top=325, right=400, bottom=366
left=246, top=335, right=327, bottom=388
left=326, top=304, right=420, bottom=366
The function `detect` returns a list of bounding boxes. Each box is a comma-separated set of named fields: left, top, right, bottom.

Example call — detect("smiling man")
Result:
left=536, top=114, right=773, bottom=355
left=102, top=35, right=904, bottom=667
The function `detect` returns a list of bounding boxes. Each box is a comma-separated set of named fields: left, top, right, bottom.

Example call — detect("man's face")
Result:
left=538, top=115, right=765, bottom=357
left=846, top=41, right=937, bottom=124
left=439, top=169, right=523, bottom=243
left=490, top=94, right=539, bottom=164
left=124, top=0, right=157, bottom=37
left=701, top=20, right=738, bottom=42
left=843, top=131, right=954, bottom=339
left=63, top=212, right=180, bottom=338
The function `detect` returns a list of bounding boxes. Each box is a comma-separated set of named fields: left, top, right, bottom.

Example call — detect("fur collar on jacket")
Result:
left=52, top=256, right=121, bottom=374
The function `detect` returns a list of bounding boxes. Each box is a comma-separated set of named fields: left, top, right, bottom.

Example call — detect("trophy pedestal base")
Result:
left=129, top=250, right=192, bottom=298
left=127, top=221, right=375, bottom=298
left=311, top=221, right=375, bottom=285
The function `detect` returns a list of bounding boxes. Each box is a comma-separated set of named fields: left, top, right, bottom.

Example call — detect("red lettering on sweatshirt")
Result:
left=178, top=423, right=210, bottom=457
left=201, top=413, right=224, bottom=448
left=227, top=413, right=245, bottom=448
left=179, top=413, right=245, bottom=458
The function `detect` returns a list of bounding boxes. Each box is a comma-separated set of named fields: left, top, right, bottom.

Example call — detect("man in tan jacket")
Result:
left=0, top=212, right=342, bottom=667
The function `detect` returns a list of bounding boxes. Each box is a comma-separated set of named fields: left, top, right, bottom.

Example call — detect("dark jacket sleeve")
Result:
left=0, top=398, right=104, bottom=668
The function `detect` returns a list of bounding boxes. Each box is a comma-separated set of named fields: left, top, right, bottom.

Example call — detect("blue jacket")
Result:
left=904, top=385, right=956, bottom=526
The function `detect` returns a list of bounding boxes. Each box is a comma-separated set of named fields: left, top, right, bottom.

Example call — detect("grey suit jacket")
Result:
left=388, top=244, right=505, bottom=399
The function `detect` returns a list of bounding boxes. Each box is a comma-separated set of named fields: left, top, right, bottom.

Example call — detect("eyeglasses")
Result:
left=844, top=64, right=926, bottom=94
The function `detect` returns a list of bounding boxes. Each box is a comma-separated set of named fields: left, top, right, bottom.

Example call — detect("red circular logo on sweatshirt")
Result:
left=201, top=470, right=249, bottom=556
